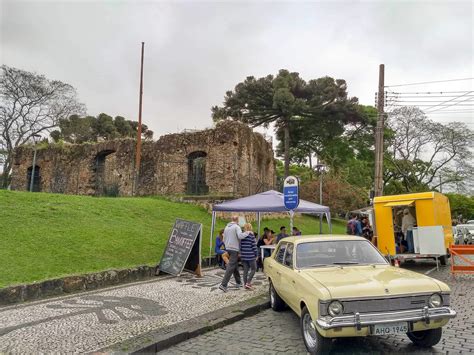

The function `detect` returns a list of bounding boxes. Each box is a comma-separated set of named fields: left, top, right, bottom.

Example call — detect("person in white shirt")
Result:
left=402, top=209, right=416, bottom=253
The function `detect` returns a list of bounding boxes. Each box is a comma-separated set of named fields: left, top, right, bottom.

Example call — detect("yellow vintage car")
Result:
left=263, top=235, right=456, bottom=354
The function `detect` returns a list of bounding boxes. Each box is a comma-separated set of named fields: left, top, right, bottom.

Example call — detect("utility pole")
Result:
left=319, top=174, right=323, bottom=205
left=373, top=64, right=385, bottom=198
left=315, top=161, right=326, bottom=205
left=135, top=42, right=145, bottom=192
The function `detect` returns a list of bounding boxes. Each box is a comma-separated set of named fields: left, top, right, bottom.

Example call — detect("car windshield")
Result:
left=457, top=225, right=474, bottom=234
left=296, top=240, right=388, bottom=268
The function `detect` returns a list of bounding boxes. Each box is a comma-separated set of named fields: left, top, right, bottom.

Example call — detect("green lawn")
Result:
left=0, top=190, right=345, bottom=287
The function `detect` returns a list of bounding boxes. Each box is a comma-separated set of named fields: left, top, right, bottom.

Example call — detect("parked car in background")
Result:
left=264, top=236, right=456, bottom=354
left=454, top=224, right=474, bottom=245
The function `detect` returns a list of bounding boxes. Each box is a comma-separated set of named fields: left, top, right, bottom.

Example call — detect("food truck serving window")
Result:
left=383, top=200, right=415, bottom=207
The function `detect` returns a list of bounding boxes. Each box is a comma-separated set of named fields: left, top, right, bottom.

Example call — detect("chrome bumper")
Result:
left=316, top=306, right=456, bottom=330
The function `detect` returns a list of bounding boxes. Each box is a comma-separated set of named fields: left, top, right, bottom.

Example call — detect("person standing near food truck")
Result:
left=402, top=209, right=416, bottom=253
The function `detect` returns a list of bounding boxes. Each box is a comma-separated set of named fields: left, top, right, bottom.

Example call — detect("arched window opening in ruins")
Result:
left=187, top=151, right=209, bottom=195
left=93, top=150, right=119, bottom=196
left=26, top=165, right=41, bottom=192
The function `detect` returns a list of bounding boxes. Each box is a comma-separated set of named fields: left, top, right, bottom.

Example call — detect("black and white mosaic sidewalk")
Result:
left=0, top=269, right=268, bottom=353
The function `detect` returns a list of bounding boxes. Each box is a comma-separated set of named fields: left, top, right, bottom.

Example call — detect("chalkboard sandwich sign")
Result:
left=157, top=219, right=203, bottom=277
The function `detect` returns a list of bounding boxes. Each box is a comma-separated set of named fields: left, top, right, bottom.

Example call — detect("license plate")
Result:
left=373, top=322, right=408, bottom=335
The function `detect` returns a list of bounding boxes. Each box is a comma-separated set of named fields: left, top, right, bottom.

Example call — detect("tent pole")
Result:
left=257, top=212, right=261, bottom=237
left=290, top=211, right=294, bottom=234
left=319, top=214, right=323, bottom=234
left=327, top=212, right=332, bottom=233
left=209, top=211, right=216, bottom=266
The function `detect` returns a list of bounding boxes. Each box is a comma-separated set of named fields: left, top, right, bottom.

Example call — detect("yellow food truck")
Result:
left=373, top=192, right=453, bottom=266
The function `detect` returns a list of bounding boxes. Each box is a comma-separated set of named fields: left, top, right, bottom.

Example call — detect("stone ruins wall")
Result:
left=10, top=121, right=275, bottom=197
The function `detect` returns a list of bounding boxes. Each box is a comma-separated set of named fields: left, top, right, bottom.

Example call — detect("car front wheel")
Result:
left=407, top=327, right=442, bottom=347
left=300, top=306, right=332, bottom=354
left=269, top=281, right=286, bottom=311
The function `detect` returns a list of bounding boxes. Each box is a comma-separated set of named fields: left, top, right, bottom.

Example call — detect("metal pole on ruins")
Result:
left=135, top=42, right=145, bottom=194
left=374, top=64, right=385, bottom=198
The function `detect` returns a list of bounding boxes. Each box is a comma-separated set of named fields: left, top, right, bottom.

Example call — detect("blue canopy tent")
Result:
left=210, top=190, right=332, bottom=259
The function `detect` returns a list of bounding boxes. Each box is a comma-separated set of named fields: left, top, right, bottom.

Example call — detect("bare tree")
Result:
left=0, top=65, right=85, bottom=187
left=385, top=106, right=473, bottom=192
left=0, top=138, right=6, bottom=178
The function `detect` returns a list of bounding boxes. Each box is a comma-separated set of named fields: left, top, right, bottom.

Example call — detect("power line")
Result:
left=390, top=91, right=474, bottom=112
left=424, top=112, right=474, bottom=114
left=388, top=100, right=474, bottom=103
left=388, top=91, right=474, bottom=94
left=430, top=123, right=474, bottom=126
left=366, top=107, right=474, bottom=112
left=390, top=104, right=474, bottom=107
left=364, top=112, right=474, bottom=117
left=434, top=119, right=474, bottom=123
left=385, top=78, right=474, bottom=88
left=425, top=95, right=474, bottom=113
left=386, top=95, right=474, bottom=98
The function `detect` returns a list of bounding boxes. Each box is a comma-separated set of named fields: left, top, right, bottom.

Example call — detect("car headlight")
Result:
left=328, top=301, right=344, bottom=317
left=429, top=293, right=443, bottom=308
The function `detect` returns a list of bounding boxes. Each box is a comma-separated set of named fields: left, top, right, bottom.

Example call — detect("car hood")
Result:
left=301, top=265, right=442, bottom=299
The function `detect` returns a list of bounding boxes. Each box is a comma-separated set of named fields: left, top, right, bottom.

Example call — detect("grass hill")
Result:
left=0, top=190, right=345, bottom=288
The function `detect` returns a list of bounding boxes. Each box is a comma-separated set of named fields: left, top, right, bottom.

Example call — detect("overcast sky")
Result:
left=1, top=0, right=473, bottom=141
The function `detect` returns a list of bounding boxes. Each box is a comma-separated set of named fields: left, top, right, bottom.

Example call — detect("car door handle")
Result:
left=292, top=280, right=295, bottom=284
left=276, top=271, right=281, bottom=275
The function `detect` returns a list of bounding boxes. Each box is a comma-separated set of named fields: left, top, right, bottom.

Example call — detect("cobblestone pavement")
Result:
left=162, top=263, right=474, bottom=354
left=0, top=268, right=268, bottom=353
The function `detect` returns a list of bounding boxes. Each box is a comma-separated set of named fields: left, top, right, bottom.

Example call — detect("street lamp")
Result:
left=29, top=134, right=41, bottom=192
left=314, top=163, right=328, bottom=205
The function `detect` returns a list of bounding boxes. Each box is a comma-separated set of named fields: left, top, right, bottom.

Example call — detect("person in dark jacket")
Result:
left=355, top=215, right=363, bottom=236
left=361, top=218, right=374, bottom=242
left=276, top=226, right=289, bottom=242
left=241, top=223, right=258, bottom=290
left=256, top=227, right=269, bottom=271
left=292, top=226, right=302, bottom=236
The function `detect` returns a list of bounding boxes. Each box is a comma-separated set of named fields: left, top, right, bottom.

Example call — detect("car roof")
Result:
left=280, top=235, right=366, bottom=244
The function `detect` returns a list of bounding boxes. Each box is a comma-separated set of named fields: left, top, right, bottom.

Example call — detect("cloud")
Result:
left=1, top=0, right=472, bottom=140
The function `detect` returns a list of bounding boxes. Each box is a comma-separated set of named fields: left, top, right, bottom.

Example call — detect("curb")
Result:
left=101, top=294, right=270, bottom=353
left=0, top=265, right=157, bottom=306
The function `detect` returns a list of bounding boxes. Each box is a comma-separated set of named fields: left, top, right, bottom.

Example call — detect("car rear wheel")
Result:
left=407, top=327, right=442, bottom=347
left=300, top=306, right=332, bottom=354
left=269, top=281, right=286, bottom=311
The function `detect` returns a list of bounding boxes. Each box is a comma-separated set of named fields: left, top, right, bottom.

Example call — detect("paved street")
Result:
left=0, top=269, right=268, bottom=353
left=162, top=262, right=474, bottom=354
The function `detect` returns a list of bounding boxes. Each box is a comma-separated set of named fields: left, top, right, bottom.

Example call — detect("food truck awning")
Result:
left=384, top=200, right=415, bottom=207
